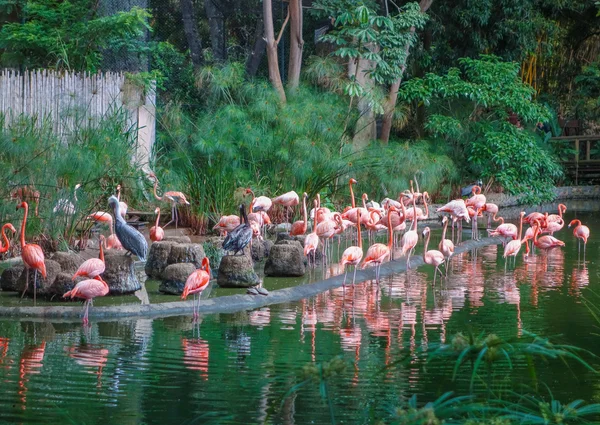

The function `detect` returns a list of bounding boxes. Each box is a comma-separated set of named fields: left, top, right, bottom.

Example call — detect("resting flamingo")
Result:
left=63, top=277, right=109, bottom=325
left=503, top=212, right=526, bottom=266
left=439, top=216, right=454, bottom=274
left=149, top=172, right=190, bottom=228
left=304, top=200, right=320, bottom=266
left=422, top=227, right=445, bottom=281
left=245, top=188, right=272, bottom=212
left=401, top=193, right=419, bottom=269
left=272, top=191, right=299, bottom=223
left=532, top=219, right=565, bottom=256
left=290, top=193, right=308, bottom=236
left=150, top=208, right=165, bottom=242
left=340, top=209, right=364, bottom=286
left=73, top=235, right=105, bottom=280
left=487, top=216, right=518, bottom=246
left=182, top=257, right=211, bottom=320
left=361, top=206, right=394, bottom=282
left=213, top=214, right=241, bottom=237
left=17, top=202, right=46, bottom=305
left=0, top=223, right=16, bottom=254
left=568, top=219, right=590, bottom=257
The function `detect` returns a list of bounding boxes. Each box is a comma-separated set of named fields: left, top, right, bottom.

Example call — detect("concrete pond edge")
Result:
left=0, top=236, right=504, bottom=321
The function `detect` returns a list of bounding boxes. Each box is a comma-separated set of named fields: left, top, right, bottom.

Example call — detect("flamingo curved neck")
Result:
left=411, top=193, right=418, bottom=232
left=517, top=214, right=524, bottom=240
left=302, top=196, right=307, bottom=226
left=155, top=211, right=161, bottom=228
left=387, top=210, right=393, bottom=249
left=152, top=181, right=162, bottom=201
left=349, top=181, right=356, bottom=209
left=357, top=212, right=362, bottom=248
left=99, top=240, right=104, bottom=262
left=423, top=231, right=430, bottom=256
left=19, top=203, right=28, bottom=247
left=362, top=194, right=368, bottom=210
left=0, top=225, right=10, bottom=252
left=441, top=219, right=449, bottom=240
left=422, top=193, right=429, bottom=218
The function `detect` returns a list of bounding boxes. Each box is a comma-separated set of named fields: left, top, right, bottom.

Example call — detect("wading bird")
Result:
left=148, top=173, right=190, bottom=228
left=272, top=190, right=299, bottom=223
left=149, top=208, right=165, bottom=242
left=222, top=204, right=253, bottom=256
left=339, top=209, right=363, bottom=286
left=402, top=193, right=419, bottom=269
left=0, top=223, right=16, bottom=254
left=17, top=202, right=46, bottom=305
left=53, top=184, right=81, bottom=216
left=422, top=227, right=445, bottom=281
left=245, top=188, right=272, bottom=212
left=532, top=219, right=565, bottom=256
left=503, top=212, right=526, bottom=266
left=11, top=186, right=40, bottom=217
left=63, top=277, right=109, bottom=325
left=290, top=192, right=309, bottom=236
left=182, top=257, right=211, bottom=320
left=568, top=219, right=590, bottom=257
left=213, top=214, right=241, bottom=237
left=304, top=200, right=320, bottom=266
left=361, top=206, right=395, bottom=282
left=108, top=196, right=148, bottom=261
left=73, top=236, right=105, bottom=280
left=439, top=216, right=454, bottom=274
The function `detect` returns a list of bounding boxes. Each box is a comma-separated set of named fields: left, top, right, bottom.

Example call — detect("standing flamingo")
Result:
left=150, top=208, right=165, bottom=242
left=421, top=227, right=445, bottom=281
left=401, top=193, right=419, bottom=269
left=63, top=277, right=109, bottom=325
left=568, top=219, right=590, bottom=257
left=349, top=178, right=358, bottom=209
left=436, top=199, right=470, bottom=242
left=212, top=214, right=241, bottom=236
left=503, top=212, right=526, bottom=266
left=438, top=216, right=454, bottom=274
left=73, top=236, right=105, bottom=280
left=149, top=173, right=190, bottom=229
left=17, top=202, right=46, bottom=305
left=487, top=216, right=518, bottom=246
left=290, top=193, right=308, bottom=236
left=245, top=188, right=272, bottom=212
left=532, top=219, right=565, bottom=256
left=182, top=257, right=211, bottom=320
left=547, top=204, right=567, bottom=223
left=483, top=203, right=499, bottom=229
left=0, top=223, right=16, bottom=254
left=361, top=206, right=395, bottom=282
left=339, top=209, right=363, bottom=286
left=272, top=191, right=299, bottom=223
left=304, top=200, right=320, bottom=267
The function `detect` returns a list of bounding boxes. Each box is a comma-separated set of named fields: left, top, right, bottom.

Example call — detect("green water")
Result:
left=0, top=206, right=598, bottom=424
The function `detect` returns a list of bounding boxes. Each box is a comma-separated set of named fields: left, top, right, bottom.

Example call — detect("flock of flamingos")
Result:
left=0, top=175, right=592, bottom=324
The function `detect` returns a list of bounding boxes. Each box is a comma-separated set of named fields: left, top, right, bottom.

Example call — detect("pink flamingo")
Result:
left=436, top=199, right=470, bottom=242
left=487, top=216, right=517, bottom=246
left=401, top=193, right=419, bottom=269
left=316, top=208, right=339, bottom=265
left=547, top=204, right=567, bottom=223
left=272, top=190, right=300, bottom=223
left=361, top=206, right=394, bottom=282
left=73, top=236, right=105, bottom=280
left=149, top=208, right=165, bottom=242
left=245, top=188, right=272, bottom=212
left=17, top=202, right=46, bottom=305
left=422, top=226, right=445, bottom=281
left=340, top=209, right=364, bottom=286
left=304, top=200, right=320, bottom=266
left=438, top=216, right=454, bottom=274
left=182, top=257, right=211, bottom=320
left=483, top=203, right=499, bottom=229
left=503, top=212, right=526, bottom=266
left=149, top=172, right=191, bottom=228
left=0, top=223, right=16, bottom=254
left=213, top=214, right=241, bottom=236
left=532, top=219, right=565, bottom=255
left=87, top=212, right=123, bottom=250
left=290, top=193, right=308, bottom=236
left=524, top=211, right=545, bottom=225
left=568, top=219, right=590, bottom=257
left=63, top=277, right=109, bottom=324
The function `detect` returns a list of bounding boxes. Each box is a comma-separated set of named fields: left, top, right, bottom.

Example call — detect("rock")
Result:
left=167, top=243, right=205, bottom=268
left=217, top=254, right=260, bottom=288
left=50, top=251, right=84, bottom=275
left=276, top=232, right=294, bottom=243
left=103, top=255, right=141, bottom=294
left=1, top=265, right=24, bottom=292
left=163, top=235, right=192, bottom=244
left=50, top=273, right=86, bottom=299
left=247, top=287, right=259, bottom=295
left=145, top=241, right=176, bottom=278
left=159, top=263, right=197, bottom=295
left=251, top=239, right=266, bottom=262
left=256, top=287, right=269, bottom=296
left=293, top=235, right=306, bottom=246
left=264, top=240, right=306, bottom=277
left=263, top=239, right=274, bottom=257
left=18, top=260, right=62, bottom=297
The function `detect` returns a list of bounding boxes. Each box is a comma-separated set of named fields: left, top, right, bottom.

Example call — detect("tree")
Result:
left=180, top=0, right=204, bottom=68
left=263, top=0, right=286, bottom=103
left=287, top=0, right=303, bottom=90
left=204, top=0, right=226, bottom=62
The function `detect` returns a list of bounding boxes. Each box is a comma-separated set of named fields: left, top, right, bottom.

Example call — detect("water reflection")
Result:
left=18, top=341, right=45, bottom=411
left=66, top=343, right=109, bottom=388
left=181, top=338, right=209, bottom=380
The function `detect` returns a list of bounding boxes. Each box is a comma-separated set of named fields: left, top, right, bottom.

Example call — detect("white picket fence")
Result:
left=0, top=69, right=155, bottom=167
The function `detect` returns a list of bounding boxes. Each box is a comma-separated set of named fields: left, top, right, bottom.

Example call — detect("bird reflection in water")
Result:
left=570, top=263, right=589, bottom=296
left=181, top=338, right=209, bottom=380
left=0, top=337, right=10, bottom=371
left=18, top=341, right=46, bottom=411
left=66, top=343, right=109, bottom=389
left=249, top=308, right=271, bottom=329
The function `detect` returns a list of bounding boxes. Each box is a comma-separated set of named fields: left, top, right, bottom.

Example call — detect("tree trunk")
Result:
left=204, top=0, right=226, bottom=62
left=379, top=0, right=433, bottom=143
left=246, top=15, right=266, bottom=77
left=180, top=0, right=204, bottom=68
left=287, top=0, right=303, bottom=90
left=263, top=0, right=286, bottom=103
left=352, top=54, right=378, bottom=149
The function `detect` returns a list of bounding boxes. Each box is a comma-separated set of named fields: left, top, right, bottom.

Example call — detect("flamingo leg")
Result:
left=33, top=270, right=37, bottom=307
left=83, top=299, right=90, bottom=324
left=21, top=268, right=29, bottom=300
left=342, top=269, right=347, bottom=287
left=352, top=265, right=357, bottom=285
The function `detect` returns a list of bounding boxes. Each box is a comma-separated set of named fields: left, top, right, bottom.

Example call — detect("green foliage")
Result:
left=400, top=55, right=562, bottom=202
left=0, top=1, right=151, bottom=71
left=573, top=61, right=600, bottom=120
left=0, top=111, right=148, bottom=251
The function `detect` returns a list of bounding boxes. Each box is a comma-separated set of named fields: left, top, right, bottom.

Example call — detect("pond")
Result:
left=0, top=205, right=598, bottom=424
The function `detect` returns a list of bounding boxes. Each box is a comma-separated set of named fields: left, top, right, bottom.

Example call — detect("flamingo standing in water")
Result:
left=73, top=236, right=106, bottom=280
left=182, top=257, right=211, bottom=320
left=401, top=192, right=419, bottom=269
left=532, top=219, right=565, bottom=257
left=150, top=208, right=165, bottom=242
left=0, top=223, right=16, bottom=254
left=568, top=219, right=590, bottom=257
left=487, top=216, right=518, bottom=246
left=436, top=199, right=470, bottom=242
left=149, top=173, right=190, bottom=229
left=17, top=202, right=46, bottom=305
left=421, top=227, right=445, bottom=281
left=304, top=200, right=320, bottom=267
left=63, top=277, right=109, bottom=325
left=361, top=206, right=395, bottom=282
left=290, top=193, right=308, bottom=236
left=438, top=216, right=454, bottom=274
left=339, top=209, right=364, bottom=286
left=272, top=190, right=299, bottom=223
left=503, top=212, right=526, bottom=266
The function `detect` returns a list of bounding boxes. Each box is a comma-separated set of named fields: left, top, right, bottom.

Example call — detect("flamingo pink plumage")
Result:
left=340, top=209, right=364, bottom=285
left=503, top=212, right=526, bottom=262
left=569, top=219, right=590, bottom=256
left=439, top=216, right=454, bottom=273
left=422, top=226, right=445, bottom=279
left=182, top=257, right=211, bottom=320
left=150, top=208, right=165, bottom=242
left=0, top=223, right=16, bottom=254
left=361, top=206, right=395, bottom=282
left=17, top=202, right=46, bottom=305
left=73, top=236, right=105, bottom=280
left=213, top=214, right=241, bottom=236
left=290, top=193, right=308, bottom=236
left=401, top=193, right=419, bottom=269
left=63, top=277, right=109, bottom=324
